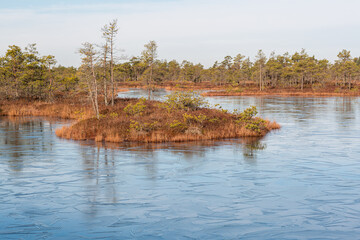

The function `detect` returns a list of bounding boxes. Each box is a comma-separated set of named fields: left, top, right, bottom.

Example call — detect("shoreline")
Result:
left=0, top=98, right=280, bottom=143
left=201, top=91, right=360, bottom=97
left=116, top=82, right=360, bottom=97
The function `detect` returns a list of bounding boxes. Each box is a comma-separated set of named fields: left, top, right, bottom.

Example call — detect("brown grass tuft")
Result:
left=0, top=99, right=93, bottom=120
left=265, top=120, right=281, bottom=130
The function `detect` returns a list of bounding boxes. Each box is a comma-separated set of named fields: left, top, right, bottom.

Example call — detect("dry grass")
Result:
left=0, top=99, right=93, bottom=120
left=1, top=98, right=280, bottom=143
left=54, top=98, right=280, bottom=143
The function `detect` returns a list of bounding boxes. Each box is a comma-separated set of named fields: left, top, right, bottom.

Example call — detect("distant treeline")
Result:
left=116, top=48, right=360, bottom=91
left=0, top=44, right=78, bottom=100
left=1, top=41, right=360, bottom=101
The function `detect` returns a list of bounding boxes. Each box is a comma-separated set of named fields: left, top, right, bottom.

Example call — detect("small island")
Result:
left=0, top=91, right=280, bottom=143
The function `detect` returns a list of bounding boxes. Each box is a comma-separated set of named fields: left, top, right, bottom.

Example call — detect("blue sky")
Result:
left=1, top=0, right=360, bottom=67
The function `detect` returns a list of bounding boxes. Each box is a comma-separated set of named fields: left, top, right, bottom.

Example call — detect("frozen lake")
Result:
left=1, top=89, right=359, bottom=239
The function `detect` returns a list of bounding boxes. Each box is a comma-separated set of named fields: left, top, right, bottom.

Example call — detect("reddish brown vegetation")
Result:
left=0, top=98, right=280, bottom=143
left=202, top=86, right=360, bottom=97
left=54, top=98, right=279, bottom=143
left=0, top=99, right=93, bottom=119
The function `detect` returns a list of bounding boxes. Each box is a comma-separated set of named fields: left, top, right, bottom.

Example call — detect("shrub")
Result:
left=244, top=118, right=266, bottom=133
left=234, top=106, right=266, bottom=133
left=109, top=112, right=119, bottom=118
left=169, top=120, right=188, bottom=132
left=124, top=98, right=147, bottom=115
left=208, top=117, right=220, bottom=123
left=183, top=113, right=207, bottom=124
left=162, top=91, right=209, bottom=111
left=129, top=120, right=159, bottom=132
left=214, top=103, right=228, bottom=113
left=129, top=120, right=142, bottom=131
left=234, top=106, right=258, bottom=122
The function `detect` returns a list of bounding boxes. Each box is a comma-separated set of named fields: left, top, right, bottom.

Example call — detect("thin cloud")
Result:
left=1, top=0, right=360, bottom=67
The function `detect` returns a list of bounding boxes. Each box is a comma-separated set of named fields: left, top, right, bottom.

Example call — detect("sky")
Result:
left=1, top=0, right=360, bottom=67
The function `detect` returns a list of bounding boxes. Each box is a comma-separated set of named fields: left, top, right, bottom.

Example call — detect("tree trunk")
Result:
left=110, top=37, right=115, bottom=106
left=90, top=58, right=99, bottom=119
left=48, top=66, right=53, bottom=102
left=301, top=75, right=304, bottom=91
left=87, top=83, right=96, bottom=116
left=103, top=46, right=108, bottom=106
left=148, top=64, right=153, bottom=100
left=259, top=64, right=262, bottom=91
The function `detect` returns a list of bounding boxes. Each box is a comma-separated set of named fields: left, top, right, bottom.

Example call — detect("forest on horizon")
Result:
left=1, top=19, right=360, bottom=101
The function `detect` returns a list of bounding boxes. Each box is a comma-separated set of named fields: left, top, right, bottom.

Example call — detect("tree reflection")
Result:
left=0, top=116, right=55, bottom=172
left=79, top=136, right=267, bottom=166
left=335, top=97, right=356, bottom=129
left=79, top=145, right=118, bottom=217
left=241, top=137, right=266, bottom=162
left=0, top=116, right=269, bottom=219
left=76, top=137, right=268, bottom=216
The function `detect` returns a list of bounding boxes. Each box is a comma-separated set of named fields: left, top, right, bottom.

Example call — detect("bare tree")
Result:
left=141, top=40, right=158, bottom=99
left=79, top=42, right=100, bottom=119
left=42, top=55, right=57, bottom=102
left=100, top=43, right=109, bottom=105
left=255, top=50, right=266, bottom=91
left=102, top=19, right=119, bottom=106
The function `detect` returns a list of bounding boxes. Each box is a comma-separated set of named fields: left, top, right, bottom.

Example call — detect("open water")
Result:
left=0, top=89, right=359, bottom=239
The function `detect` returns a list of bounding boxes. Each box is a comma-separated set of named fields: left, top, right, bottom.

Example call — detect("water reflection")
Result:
left=72, top=137, right=267, bottom=218
left=0, top=117, right=56, bottom=172
left=241, top=138, right=267, bottom=161
left=0, top=116, right=266, bottom=221
left=79, top=146, right=118, bottom=216
left=0, top=116, right=268, bottom=185
left=1, top=92, right=360, bottom=239
left=81, top=137, right=266, bottom=161
left=335, top=97, right=357, bottom=129
left=119, top=89, right=358, bottom=130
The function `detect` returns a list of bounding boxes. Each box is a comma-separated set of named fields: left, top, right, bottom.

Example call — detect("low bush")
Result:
left=169, top=120, right=188, bottom=132
left=183, top=113, right=207, bottom=124
left=129, top=120, right=159, bottom=132
left=124, top=97, right=147, bottom=115
left=162, top=91, right=209, bottom=111
left=234, top=106, right=266, bottom=133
